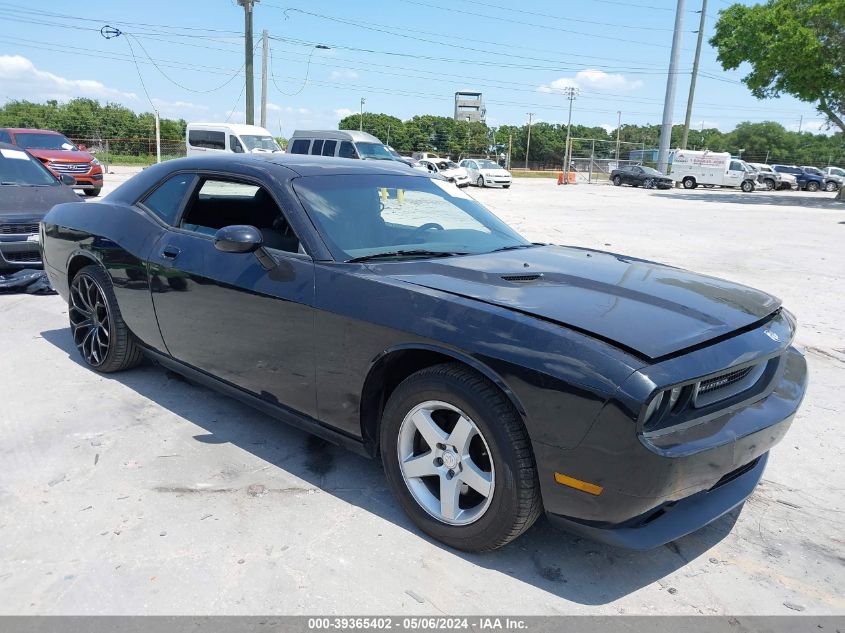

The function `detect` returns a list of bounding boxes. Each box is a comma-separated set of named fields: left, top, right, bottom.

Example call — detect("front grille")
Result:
left=698, top=366, right=754, bottom=395
left=48, top=162, right=89, bottom=174
left=0, top=223, right=39, bottom=235
left=5, top=250, right=41, bottom=263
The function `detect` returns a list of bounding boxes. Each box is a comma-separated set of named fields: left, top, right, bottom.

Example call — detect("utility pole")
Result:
left=260, top=29, right=268, bottom=128
left=798, top=115, right=803, bottom=134
left=507, top=132, right=512, bottom=170
left=681, top=0, right=707, bottom=150
left=562, top=86, right=579, bottom=183
left=360, top=97, right=366, bottom=132
left=615, top=110, right=622, bottom=162
left=524, top=112, right=534, bottom=170
left=154, top=110, right=161, bottom=164
left=237, top=0, right=258, bottom=125
left=657, top=0, right=685, bottom=174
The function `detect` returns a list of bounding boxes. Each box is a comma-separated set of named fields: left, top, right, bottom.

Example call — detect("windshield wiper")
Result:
left=347, top=250, right=468, bottom=263
left=490, top=243, right=546, bottom=253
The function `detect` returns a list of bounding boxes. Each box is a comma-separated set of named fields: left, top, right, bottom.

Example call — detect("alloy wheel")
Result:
left=69, top=274, right=111, bottom=366
left=477, top=176, right=485, bottom=187
left=825, top=181, right=838, bottom=192
left=397, top=400, right=495, bottom=526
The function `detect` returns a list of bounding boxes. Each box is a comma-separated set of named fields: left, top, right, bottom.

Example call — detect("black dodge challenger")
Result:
left=41, top=155, right=807, bottom=552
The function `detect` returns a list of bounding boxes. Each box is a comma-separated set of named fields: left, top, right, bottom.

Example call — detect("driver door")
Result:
left=725, top=160, right=745, bottom=187
left=146, top=175, right=318, bottom=418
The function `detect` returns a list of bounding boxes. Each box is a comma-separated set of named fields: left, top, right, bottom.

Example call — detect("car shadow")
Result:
left=41, top=327, right=739, bottom=606
left=652, top=191, right=844, bottom=209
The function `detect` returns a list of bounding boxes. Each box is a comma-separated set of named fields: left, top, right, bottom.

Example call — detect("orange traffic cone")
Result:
left=557, top=172, right=564, bottom=185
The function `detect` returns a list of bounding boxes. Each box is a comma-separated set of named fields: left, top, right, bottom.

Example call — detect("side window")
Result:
left=188, top=130, right=225, bottom=150
left=311, top=139, right=324, bottom=155
left=230, top=136, right=244, bottom=153
left=322, top=140, right=337, bottom=156
left=0, top=129, right=11, bottom=144
left=470, top=161, right=478, bottom=169
left=141, top=174, right=194, bottom=225
left=338, top=141, right=357, bottom=159
left=180, top=179, right=301, bottom=254
left=289, top=139, right=310, bottom=154
left=729, top=161, right=743, bottom=171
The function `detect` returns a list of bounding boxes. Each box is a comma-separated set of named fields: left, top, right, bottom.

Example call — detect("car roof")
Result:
left=0, top=128, right=64, bottom=135
left=186, top=122, right=272, bottom=135
left=289, top=129, right=383, bottom=143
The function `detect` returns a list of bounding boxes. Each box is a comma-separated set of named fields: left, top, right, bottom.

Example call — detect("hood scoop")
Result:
left=500, top=273, right=544, bottom=283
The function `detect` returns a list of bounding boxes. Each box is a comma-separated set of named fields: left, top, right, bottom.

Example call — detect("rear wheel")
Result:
left=806, top=181, right=820, bottom=192
left=763, top=179, right=775, bottom=191
left=741, top=180, right=755, bottom=193
left=380, top=363, right=541, bottom=552
left=69, top=265, right=144, bottom=373
left=612, top=175, right=622, bottom=186
left=682, top=177, right=697, bottom=189
left=824, top=181, right=838, bottom=192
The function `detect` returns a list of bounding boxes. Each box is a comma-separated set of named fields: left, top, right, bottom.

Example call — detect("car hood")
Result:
left=24, top=149, right=93, bottom=162
left=381, top=245, right=781, bottom=360
left=0, top=184, right=81, bottom=218
left=440, top=168, right=469, bottom=178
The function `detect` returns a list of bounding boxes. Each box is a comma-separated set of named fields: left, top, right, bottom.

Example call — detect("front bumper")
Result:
left=534, top=313, right=807, bottom=548
left=482, top=175, right=512, bottom=186
left=0, top=233, right=42, bottom=269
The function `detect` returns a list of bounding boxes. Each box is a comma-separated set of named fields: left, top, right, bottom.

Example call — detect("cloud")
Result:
left=266, top=103, right=283, bottom=112
left=151, top=98, right=209, bottom=119
left=329, top=69, right=359, bottom=80
left=785, top=119, right=830, bottom=134
left=0, top=55, right=137, bottom=101
left=334, top=108, right=354, bottom=118
left=538, top=69, right=643, bottom=94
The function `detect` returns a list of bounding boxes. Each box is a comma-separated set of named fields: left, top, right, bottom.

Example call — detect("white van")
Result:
left=670, top=150, right=757, bottom=192
left=287, top=130, right=394, bottom=161
left=186, top=123, right=282, bottom=156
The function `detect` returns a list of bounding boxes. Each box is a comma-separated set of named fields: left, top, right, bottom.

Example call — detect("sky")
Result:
left=0, top=0, right=832, bottom=139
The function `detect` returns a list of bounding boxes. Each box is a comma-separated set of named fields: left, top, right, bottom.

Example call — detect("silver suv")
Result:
left=748, top=162, right=795, bottom=190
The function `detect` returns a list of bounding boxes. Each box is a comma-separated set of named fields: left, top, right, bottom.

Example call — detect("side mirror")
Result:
left=60, top=174, right=76, bottom=186
left=213, top=225, right=263, bottom=253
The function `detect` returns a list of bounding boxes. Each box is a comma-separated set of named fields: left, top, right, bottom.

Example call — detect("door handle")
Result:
left=161, top=246, right=181, bottom=260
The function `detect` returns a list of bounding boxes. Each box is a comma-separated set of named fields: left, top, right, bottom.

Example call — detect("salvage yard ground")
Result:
left=1, top=172, right=844, bottom=615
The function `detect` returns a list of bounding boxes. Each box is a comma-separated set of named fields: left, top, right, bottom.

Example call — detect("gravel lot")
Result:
left=2, top=169, right=844, bottom=615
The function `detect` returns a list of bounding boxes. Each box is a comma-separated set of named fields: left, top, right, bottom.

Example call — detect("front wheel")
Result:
left=380, top=364, right=542, bottom=552
left=502, top=184, right=510, bottom=189
left=476, top=176, right=485, bottom=188
left=763, top=179, right=775, bottom=191
left=824, top=181, right=838, bottom=192
left=643, top=178, right=655, bottom=189
left=806, top=181, right=820, bottom=192
left=83, top=188, right=101, bottom=197
left=69, top=265, right=144, bottom=372
left=741, top=180, right=755, bottom=193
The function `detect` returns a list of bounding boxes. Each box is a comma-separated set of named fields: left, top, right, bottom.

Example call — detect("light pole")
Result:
left=615, top=110, right=622, bottom=162
left=360, top=97, right=366, bottom=132
left=524, top=112, right=535, bottom=170
left=562, top=86, right=579, bottom=184
left=657, top=0, right=686, bottom=174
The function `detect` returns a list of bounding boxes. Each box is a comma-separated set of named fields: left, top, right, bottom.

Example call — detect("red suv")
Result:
left=0, top=128, right=103, bottom=196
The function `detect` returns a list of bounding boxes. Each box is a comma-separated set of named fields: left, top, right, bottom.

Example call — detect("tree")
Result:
left=711, top=0, right=845, bottom=134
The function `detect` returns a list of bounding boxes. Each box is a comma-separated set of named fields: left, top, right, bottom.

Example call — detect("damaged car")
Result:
left=41, top=154, right=807, bottom=552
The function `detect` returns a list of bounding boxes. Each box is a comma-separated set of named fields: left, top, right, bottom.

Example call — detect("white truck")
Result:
left=186, top=123, right=282, bottom=156
left=670, top=150, right=757, bottom=192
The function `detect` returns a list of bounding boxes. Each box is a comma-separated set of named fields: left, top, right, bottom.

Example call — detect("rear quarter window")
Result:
left=0, top=130, right=11, bottom=144
left=141, top=174, right=194, bottom=225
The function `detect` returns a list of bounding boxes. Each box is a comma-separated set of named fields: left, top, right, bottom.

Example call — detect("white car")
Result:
left=748, top=162, right=796, bottom=190
left=459, top=158, right=513, bottom=188
left=418, top=159, right=471, bottom=187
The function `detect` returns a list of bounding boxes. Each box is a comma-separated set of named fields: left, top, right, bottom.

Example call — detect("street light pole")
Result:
left=657, top=0, right=685, bottom=174
left=562, top=86, right=579, bottom=184
left=681, top=0, right=708, bottom=150
left=524, top=112, right=534, bottom=170
left=615, top=110, right=622, bottom=162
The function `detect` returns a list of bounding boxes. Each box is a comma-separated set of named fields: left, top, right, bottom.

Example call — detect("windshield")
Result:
left=293, top=174, right=529, bottom=261
left=240, top=135, right=281, bottom=152
left=804, top=167, right=823, bottom=176
left=478, top=160, right=501, bottom=170
left=831, top=168, right=845, bottom=177
left=14, top=133, right=77, bottom=151
left=0, top=147, right=59, bottom=185
left=356, top=142, right=394, bottom=160
left=641, top=167, right=664, bottom=176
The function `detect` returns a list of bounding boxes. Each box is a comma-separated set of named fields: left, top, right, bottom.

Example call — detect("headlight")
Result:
left=643, top=386, right=684, bottom=429
left=91, top=158, right=101, bottom=166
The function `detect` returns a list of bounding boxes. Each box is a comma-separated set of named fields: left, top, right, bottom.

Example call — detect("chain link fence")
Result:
left=68, top=137, right=186, bottom=167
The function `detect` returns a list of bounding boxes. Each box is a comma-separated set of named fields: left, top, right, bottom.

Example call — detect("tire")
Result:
left=69, top=265, right=144, bottom=373
left=612, top=175, right=622, bottom=186
left=503, top=184, right=510, bottom=189
left=806, top=181, right=819, bottom=192
left=682, top=177, right=697, bottom=189
left=763, top=179, right=775, bottom=191
left=380, top=363, right=542, bottom=552
left=644, top=178, right=655, bottom=189
left=741, top=180, right=754, bottom=193
left=83, top=188, right=101, bottom=197
left=824, top=181, right=838, bottom=192
left=476, top=176, right=485, bottom=188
